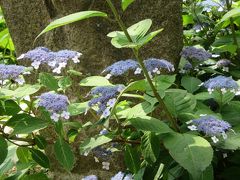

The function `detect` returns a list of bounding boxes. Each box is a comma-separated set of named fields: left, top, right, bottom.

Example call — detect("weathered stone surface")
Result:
left=0, top=0, right=183, bottom=178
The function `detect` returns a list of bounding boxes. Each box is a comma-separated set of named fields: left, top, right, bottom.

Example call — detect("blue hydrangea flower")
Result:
left=18, top=47, right=82, bottom=74
left=88, top=85, right=125, bottom=117
left=92, top=146, right=112, bottom=161
left=0, top=64, right=29, bottom=85
left=111, top=171, right=133, bottom=180
left=203, top=75, right=239, bottom=94
left=144, top=58, right=175, bottom=78
left=38, top=92, right=70, bottom=121
left=100, top=129, right=109, bottom=135
left=187, top=115, right=231, bottom=143
left=82, top=175, right=98, bottom=180
left=199, top=0, right=225, bottom=12
left=181, top=46, right=212, bottom=62
left=103, top=59, right=140, bottom=79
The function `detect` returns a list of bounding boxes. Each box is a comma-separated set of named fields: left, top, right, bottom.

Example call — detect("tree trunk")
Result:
left=0, top=0, right=183, bottom=179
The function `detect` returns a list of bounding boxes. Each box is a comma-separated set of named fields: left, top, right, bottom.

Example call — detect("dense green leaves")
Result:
left=218, top=132, right=240, bottom=150
left=54, top=137, right=75, bottom=171
left=5, top=114, right=49, bottom=134
left=37, top=11, right=108, bottom=38
left=0, top=136, right=8, bottom=165
left=16, top=147, right=30, bottom=163
left=164, top=133, right=213, bottom=179
left=0, top=100, right=21, bottom=116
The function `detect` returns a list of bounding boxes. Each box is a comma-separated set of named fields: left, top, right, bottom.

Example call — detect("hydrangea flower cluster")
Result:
left=88, top=85, right=125, bottom=118
left=111, top=171, right=133, bottom=180
left=18, top=47, right=82, bottom=74
left=82, top=175, right=98, bottom=180
left=202, top=75, right=239, bottom=94
left=187, top=115, right=231, bottom=143
left=181, top=46, right=212, bottom=62
left=199, top=0, right=225, bottom=12
left=92, top=146, right=112, bottom=161
left=179, top=61, right=193, bottom=74
left=37, top=92, right=70, bottom=122
left=0, top=64, right=29, bottom=85
left=216, top=59, right=231, bottom=72
left=103, top=59, right=140, bottom=79
left=144, top=58, right=175, bottom=78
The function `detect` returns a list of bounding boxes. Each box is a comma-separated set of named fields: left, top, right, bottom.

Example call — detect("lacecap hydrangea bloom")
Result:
left=103, top=59, right=140, bottom=79
left=38, top=92, right=70, bottom=122
left=181, top=46, right=212, bottom=62
left=144, top=58, right=175, bottom=78
left=187, top=115, right=231, bottom=143
left=111, top=171, right=133, bottom=180
left=88, top=85, right=125, bottom=118
left=82, top=175, right=98, bottom=180
left=18, top=47, right=82, bottom=74
left=202, top=75, right=239, bottom=94
left=199, top=0, right=225, bottom=12
left=0, top=64, right=29, bottom=85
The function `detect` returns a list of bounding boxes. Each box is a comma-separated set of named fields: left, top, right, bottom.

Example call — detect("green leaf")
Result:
left=217, top=132, right=240, bottom=150
left=155, top=75, right=176, bottom=91
left=54, top=137, right=75, bottom=171
left=164, top=133, right=213, bottom=178
left=68, top=102, right=88, bottom=116
left=212, top=90, right=235, bottom=107
left=80, top=135, right=112, bottom=153
left=79, top=76, right=112, bottom=87
left=164, top=89, right=196, bottom=117
left=21, top=172, right=49, bottom=180
left=37, top=11, right=108, bottom=38
left=0, top=100, right=21, bottom=116
left=58, top=77, right=72, bottom=90
left=218, top=8, right=240, bottom=24
left=129, top=116, right=173, bottom=134
left=39, top=72, right=59, bottom=91
left=181, top=76, right=202, bottom=93
left=5, top=114, right=49, bottom=135
left=0, top=136, right=8, bottom=165
left=13, top=84, right=41, bottom=98
left=125, top=79, right=148, bottom=92
left=141, top=132, right=160, bottom=164
left=35, top=135, right=47, bottom=149
left=183, top=15, right=194, bottom=26
left=16, top=147, right=30, bottom=163
left=108, top=19, right=162, bottom=49
left=30, top=149, right=50, bottom=168
left=221, top=101, right=240, bottom=126
left=122, top=0, right=135, bottom=11
left=124, top=145, right=141, bottom=173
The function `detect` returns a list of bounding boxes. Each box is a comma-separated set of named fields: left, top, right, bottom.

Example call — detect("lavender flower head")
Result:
left=0, top=64, right=29, bottom=85
left=103, top=59, right=140, bottom=79
left=144, top=58, right=175, bottom=78
left=92, top=146, right=112, bottom=161
left=88, top=85, right=125, bottom=118
left=202, top=75, right=239, bottom=94
left=199, top=0, right=225, bottom=12
left=111, top=171, right=133, bottom=180
left=18, top=47, right=82, bottom=74
left=187, top=115, right=231, bottom=143
left=82, top=175, right=98, bottom=180
left=38, top=92, right=70, bottom=122
left=181, top=46, right=212, bottom=62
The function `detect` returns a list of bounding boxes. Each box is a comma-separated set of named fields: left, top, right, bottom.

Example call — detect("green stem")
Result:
left=106, top=0, right=179, bottom=131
